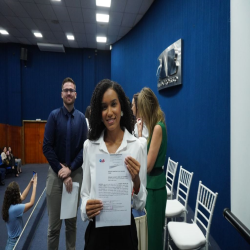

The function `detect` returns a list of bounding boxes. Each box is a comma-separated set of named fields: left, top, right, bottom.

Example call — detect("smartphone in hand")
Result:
left=33, top=171, right=36, bottom=178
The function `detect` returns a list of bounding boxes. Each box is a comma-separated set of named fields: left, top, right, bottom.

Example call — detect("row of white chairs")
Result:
left=163, top=157, right=218, bottom=250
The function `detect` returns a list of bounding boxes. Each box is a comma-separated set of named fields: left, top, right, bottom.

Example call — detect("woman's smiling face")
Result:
left=101, top=88, right=122, bottom=132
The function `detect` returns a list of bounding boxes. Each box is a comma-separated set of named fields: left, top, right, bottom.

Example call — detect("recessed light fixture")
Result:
left=96, top=14, right=109, bottom=23
left=67, top=35, right=75, bottom=40
left=96, top=0, right=111, bottom=7
left=110, top=45, right=112, bottom=50
left=52, top=0, right=61, bottom=1
left=0, top=30, right=9, bottom=35
left=34, top=32, right=43, bottom=38
left=97, top=36, right=107, bottom=43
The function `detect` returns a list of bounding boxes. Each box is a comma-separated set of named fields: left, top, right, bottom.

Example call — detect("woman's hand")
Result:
left=125, top=156, right=141, bottom=194
left=33, top=174, right=37, bottom=187
left=30, top=177, right=34, bottom=184
left=86, top=199, right=103, bottom=219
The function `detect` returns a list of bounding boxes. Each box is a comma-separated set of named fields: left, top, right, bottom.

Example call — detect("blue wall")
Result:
left=0, top=44, right=8, bottom=123
left=112, top=0, right=248, bottom=249
left=0, top=44, right=110, bottom=125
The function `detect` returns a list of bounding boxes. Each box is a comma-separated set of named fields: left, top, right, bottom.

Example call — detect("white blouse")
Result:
left=85, top=118, right=89, bottom=130
left=80, top=128, right=147, bottom=222
left=1, top=152, right=7, bottom=161
left=133, top=122, right=149, bottom=140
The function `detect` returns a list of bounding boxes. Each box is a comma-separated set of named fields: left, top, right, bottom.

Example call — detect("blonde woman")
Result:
left=138, top=87, right=167, bottom=250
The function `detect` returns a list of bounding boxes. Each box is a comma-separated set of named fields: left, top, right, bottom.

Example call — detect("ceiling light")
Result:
left=96, top=0, right=111, bottom=7
left=0, top=30, right=9, bottom=35
left=110, top=45, right=112, bottom=50
left=97, top=36, right=107, bottom=43
left=34, top=32, right=43, bottom=38
left=52, top=0, right=61, bottom=1
left=96, top=14, right=109, bottom=23
left=67, top=35, right=75, bottom=40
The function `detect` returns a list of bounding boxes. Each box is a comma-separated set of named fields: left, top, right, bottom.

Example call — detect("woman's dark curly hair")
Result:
left=2, top=182, right=21, bottom=222
left=85, top=106, right=91, bottom=119
left=89, top=79, right=133, bottom=140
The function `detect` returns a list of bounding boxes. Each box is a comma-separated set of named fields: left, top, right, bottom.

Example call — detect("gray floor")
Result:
left=29, top=204, right=88, bottom=250
left=1, top=166, right=222, bottom=250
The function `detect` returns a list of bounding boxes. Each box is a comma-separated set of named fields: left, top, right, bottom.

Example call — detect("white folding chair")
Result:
left=166, top=157, right=178, bottom=200
left=163, top=166, right=194, bottom=250
left=168, top=181, right=218, bottom=250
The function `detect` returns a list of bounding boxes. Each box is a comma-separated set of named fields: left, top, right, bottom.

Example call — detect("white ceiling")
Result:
left=0, top=0, right=154, bottom=50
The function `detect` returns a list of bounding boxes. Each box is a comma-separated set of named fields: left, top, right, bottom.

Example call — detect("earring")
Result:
left=121, top=111, right=123, bottom=117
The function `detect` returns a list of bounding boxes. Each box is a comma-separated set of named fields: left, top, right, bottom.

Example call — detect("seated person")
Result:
left=8, top=147, right=22, bottom=174
left=1, top=147, right=19, bottom=177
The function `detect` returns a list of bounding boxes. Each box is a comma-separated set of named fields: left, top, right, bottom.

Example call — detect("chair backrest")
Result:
left=176, top=166, right=194, bottom=211
left=194, top=181, right=218, bottom=242
left=166, top=157, right=178, bottom=199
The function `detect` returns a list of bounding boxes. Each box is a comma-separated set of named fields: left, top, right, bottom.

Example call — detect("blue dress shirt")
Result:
left=43, top=106, right=87, bottom=174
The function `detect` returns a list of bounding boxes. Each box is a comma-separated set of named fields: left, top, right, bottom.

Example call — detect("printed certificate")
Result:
left=95, top=154, right=131, bottom=227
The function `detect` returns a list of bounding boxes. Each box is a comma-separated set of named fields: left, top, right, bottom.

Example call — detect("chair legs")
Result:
left=167, top=225, right=174, bottom=250
left=163, top=218, right=167, bottom=250
left=164, top=215, right=187, bottom=250
left=163, top=218, right=173, bottom=250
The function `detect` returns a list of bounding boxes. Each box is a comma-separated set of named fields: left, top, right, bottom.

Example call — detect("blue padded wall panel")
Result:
left=19, top=46, right=110, bottom=121
left=0, top=44, right=8, bottom=123
left=81, top=49, right=111, bottom=111
left=111, top=0, right=247, bottom=249
left=0, top=44, right=110, bottom=125
left=21, top=46, right=84, bottom=120
left=95, top=50, right=111, bottom=83
left=82, top=49, right=95, bottom=111
left=7, top=44, right=22, bottom=126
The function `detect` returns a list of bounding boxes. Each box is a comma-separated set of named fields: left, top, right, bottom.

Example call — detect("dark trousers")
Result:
left=5, top=159, right=18, bottom=175
left=84, top=212, right=138, bottom=250
left=0, top=167, right=6, bottom=181
left=46, top=166, right=83, bottom=250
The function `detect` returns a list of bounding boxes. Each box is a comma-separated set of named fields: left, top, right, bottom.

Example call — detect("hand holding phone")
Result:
left=33, top=171, right=36, bottom=178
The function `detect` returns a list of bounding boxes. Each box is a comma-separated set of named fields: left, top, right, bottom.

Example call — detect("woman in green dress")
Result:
left=138, top=87, right=167, bottom=250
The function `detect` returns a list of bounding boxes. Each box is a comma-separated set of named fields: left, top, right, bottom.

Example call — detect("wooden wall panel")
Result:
left=7, top=125, right=22, bottom=158
left=1, top=122, right=47, bottom=164
left=24, top=122, right=39, bottom=163
left=38, top=123, right=47, bottom=163
left=24, top=121, right=47, bottom=164
left=0, top=124, right=21, bottom=158
left=0, top=124, right=8, bottom=149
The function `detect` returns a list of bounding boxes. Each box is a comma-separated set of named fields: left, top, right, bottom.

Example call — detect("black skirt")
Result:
left=84, top=211, right=138, bottom=250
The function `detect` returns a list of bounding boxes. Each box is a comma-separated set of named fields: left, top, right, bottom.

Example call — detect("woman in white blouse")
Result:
left=80, top=79, right=147, bottom=250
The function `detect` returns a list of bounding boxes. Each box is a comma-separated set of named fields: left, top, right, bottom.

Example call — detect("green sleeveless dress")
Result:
left=146, top=121, right=167, bottom=250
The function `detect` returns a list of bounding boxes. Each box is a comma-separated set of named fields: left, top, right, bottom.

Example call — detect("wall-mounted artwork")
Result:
left=156, top=39, right=182, bottom=91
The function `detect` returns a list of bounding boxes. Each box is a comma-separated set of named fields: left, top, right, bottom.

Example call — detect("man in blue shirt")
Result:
left=43, top=77, right=87, bottom=250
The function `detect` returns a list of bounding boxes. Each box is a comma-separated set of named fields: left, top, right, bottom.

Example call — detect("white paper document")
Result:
left=60, top=182, right=79, bottom=220
left=95, top=154, right=132, bottom=228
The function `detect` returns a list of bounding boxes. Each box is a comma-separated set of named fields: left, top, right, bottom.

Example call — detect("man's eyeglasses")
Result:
left=62, top=88, right=76, bottom=93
